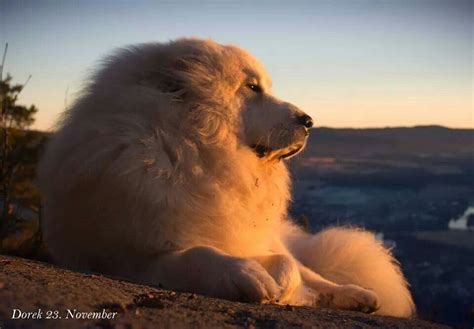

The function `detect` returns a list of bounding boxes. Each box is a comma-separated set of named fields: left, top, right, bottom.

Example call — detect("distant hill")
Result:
left=289, top=126, right=474, bottom=187
left=299, top=126, right=474, bottom=159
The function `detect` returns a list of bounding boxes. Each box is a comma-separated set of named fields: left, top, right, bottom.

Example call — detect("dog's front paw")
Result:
left=318, top=284, right=380, bottom=314
left=253, top=254, right=302, bottom=303
left=216, top=258, right=281, bottom=303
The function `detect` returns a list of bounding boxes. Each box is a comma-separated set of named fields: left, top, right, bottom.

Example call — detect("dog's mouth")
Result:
left=251, top=143, right=305, bottom=161
left=279, top=145, right=304, bottom=159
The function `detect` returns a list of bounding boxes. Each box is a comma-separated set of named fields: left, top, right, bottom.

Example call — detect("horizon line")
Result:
left=30, top=124, right=474, bottom=134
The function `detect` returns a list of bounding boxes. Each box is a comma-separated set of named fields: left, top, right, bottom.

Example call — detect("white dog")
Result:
left=39, top=38, right=415, bottom=317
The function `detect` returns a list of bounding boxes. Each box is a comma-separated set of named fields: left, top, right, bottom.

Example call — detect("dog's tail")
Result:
left=284, top=224, right=415, bottom=317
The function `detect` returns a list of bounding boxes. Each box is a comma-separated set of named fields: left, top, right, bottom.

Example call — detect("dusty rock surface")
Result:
left=0, top=255, right=448, bottom=329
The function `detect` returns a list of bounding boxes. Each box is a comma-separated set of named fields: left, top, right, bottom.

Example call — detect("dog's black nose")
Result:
left=297, top=114, right=313, bottom=128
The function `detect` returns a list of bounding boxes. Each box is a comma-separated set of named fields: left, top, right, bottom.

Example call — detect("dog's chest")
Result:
left=170, top=153, right=291, bottom=256
left=218, top=163, right=290, bottom=255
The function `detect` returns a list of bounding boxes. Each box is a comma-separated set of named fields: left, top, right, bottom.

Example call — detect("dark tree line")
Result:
left=0, top=43, right=45, bottom=246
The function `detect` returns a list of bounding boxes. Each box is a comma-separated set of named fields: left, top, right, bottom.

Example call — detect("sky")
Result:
left=0, top=0, right=472, bottom=131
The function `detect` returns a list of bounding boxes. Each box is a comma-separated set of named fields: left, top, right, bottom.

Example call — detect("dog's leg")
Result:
left=137, top=246, right=281, bottom=303
left=298, top=265, right=380, bottom=313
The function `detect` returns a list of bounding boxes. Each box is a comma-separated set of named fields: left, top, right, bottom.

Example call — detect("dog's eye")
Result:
left=247, top=83, right=262, bottom=93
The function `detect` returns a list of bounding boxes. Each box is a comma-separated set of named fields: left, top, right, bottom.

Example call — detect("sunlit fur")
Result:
left=39, top=38, right=414, bottom=317
left=283, top=225, right=415, bottom=317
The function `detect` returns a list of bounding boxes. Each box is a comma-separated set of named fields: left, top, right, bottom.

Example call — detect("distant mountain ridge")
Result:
left=299, top=126, right=474, bottom=159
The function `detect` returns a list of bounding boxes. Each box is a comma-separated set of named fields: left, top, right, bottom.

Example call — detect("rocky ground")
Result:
left=0, top=255, right=449, bottom=329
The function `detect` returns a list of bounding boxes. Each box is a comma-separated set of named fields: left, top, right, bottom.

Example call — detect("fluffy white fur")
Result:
left=39, top=38, right=415, bottom=317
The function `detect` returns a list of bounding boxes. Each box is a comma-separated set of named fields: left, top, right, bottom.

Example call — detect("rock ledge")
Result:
left=0, top=255, right=447, bottom=328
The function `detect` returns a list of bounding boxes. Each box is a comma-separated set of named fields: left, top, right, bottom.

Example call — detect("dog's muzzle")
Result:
left=251, top=113, right=313, bottom=160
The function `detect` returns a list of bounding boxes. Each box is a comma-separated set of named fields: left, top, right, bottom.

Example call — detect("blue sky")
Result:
left=1, top=0, right=472, bottom=130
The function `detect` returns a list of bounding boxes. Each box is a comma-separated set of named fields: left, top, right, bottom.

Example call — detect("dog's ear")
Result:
left=140, top=55, right=214, bottom=102
left=137, top=63, right=186, bottom=99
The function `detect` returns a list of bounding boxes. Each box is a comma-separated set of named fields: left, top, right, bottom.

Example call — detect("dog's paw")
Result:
left=253, top=254, right=301, bottom=303
left=216, top=258, right=281, bottom=303
left=318, top=284, right=380, bottom=314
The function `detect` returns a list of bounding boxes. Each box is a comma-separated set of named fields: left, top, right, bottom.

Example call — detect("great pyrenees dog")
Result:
left=39, top=38, right=414, bottom=317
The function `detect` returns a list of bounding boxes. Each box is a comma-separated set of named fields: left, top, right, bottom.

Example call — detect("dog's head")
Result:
left=103, top=38, right=313, bottom=161
left=231, top=47, right=313, bottom=160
